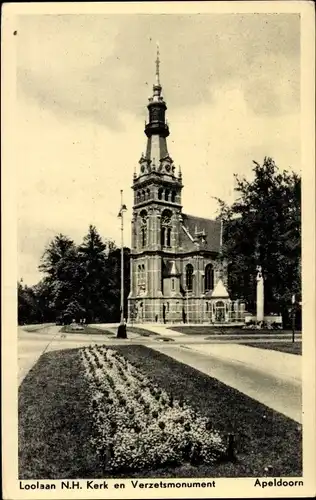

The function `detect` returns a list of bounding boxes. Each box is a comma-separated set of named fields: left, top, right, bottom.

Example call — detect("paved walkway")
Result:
left=18, top=324, right=302, bottom=423
left=18, top=325, right=61, bottom=385
left=185, top=343, right=301, bottom=383
left=151, top=343, right=302, bottom=423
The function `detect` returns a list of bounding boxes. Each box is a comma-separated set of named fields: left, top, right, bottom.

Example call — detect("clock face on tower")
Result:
left=165, top=164, right=171, bottom=172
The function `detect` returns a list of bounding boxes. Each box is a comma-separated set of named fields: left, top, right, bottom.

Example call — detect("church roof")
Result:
left=180, top=214, right=221, bottom=253
left=211, top=278, right=230, bottom=298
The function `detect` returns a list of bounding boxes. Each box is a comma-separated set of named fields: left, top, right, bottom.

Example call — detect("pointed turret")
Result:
left=145, top=43, right=170, bottom=141
left=132, top=44, right=183, bottom=209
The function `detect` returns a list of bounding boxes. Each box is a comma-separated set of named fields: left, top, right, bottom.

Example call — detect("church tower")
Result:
left=128, top=45, right=184, bottom=323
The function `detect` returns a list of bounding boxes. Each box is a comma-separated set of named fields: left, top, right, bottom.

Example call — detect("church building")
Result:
left=128, top=49, right=242, bottom=324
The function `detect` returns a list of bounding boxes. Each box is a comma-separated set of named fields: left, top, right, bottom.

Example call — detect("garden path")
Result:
left=150, top=343, right=302, bottom=423
left=18, top=324, right=302, bottom=424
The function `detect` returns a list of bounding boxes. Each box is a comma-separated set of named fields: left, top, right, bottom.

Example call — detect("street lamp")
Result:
left=117, top=190, right=127, bottom=339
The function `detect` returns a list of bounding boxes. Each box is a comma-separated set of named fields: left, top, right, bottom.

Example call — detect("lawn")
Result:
left=128, top=326, right=160, bottom=337
left=19, top=345, right=302, bottom=479
left=128, top=326, right=174, bottom=341
left=242, top=342, right=302, bottom=355
left=171, top=326, right=285, bottom=336
left=19, top=349, right=104, bottom=479
left=20, top=324, right=54, bottom=333
left=60, top=325, right=115, bottom=336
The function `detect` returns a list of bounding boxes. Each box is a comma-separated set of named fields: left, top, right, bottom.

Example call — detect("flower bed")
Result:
left=80, top=345, right=226, bottom=473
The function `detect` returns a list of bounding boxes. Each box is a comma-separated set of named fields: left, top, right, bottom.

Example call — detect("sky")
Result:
left=15, top=12, right=301, bottom=286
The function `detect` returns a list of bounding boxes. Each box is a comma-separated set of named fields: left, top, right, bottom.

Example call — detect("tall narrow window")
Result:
left=161, top=209, right=172, bottom=248
left=141, top=228, right=146, bottom=247
left=146, top=188, right=150, bottom=200
left=171, top=278, right=175, bottom=291
left=140, top=210, right=147, bottom=248
left=161, top=227, right=166, bottom=247
left=204, top=264, right=214, bottom=292
left=158, top=188, right=163, bottom=200
left=171, top=191, right=176, bottom=203
left=165, top=190, right=170, bottom=201
left=166, top=228, right=171, bottom=247
left=186, top=264, right=194, bottom=291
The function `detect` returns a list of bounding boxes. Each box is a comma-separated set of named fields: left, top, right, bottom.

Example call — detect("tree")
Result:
left=22, top=227, right=132, bottom=325
left=39, top=234, right=76, bottom=279
left=33, top=278, right=55, bottom=323
left=39, top=234, right=84, bottom=322
left=105, top=246, right=130, bottom=322
left=18, top=281, right=38, bottom=324
left=217, top=157, right=301, bottom=325
left=78, top=225, right=111, bottom=323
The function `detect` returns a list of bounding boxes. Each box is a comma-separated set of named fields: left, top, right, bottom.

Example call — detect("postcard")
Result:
left=2, top=1, right=315, bottom=499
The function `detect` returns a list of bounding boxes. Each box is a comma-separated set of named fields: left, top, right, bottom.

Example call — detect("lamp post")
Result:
left=117, top=190, right=127, bottom=338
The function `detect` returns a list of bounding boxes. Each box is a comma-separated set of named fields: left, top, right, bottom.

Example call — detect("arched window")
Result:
left=186, top=264, right=194, bottom=291
left=204, top=264, right=214, bottom=292
left=146, top=188, right=150, bottom=200
left=141, top=190, right=145, bottom=201
left=165, top=190, right=169, bottom=201
left=137, top=263, right=146, bottom=296
left=171, top=191, right=176, bottom=203
left=158, top=188, right=163, bottom=200
left=215, top=300, right=225, bottom=323
left=161, top=209, right=172, bottom=248
left=140, top=210, right=147, bottom=248
left=136, top=191, right=140, bottom=204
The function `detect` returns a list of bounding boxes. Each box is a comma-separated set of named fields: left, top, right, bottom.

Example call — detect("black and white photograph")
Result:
left=2, top=1, right=315, bottom=499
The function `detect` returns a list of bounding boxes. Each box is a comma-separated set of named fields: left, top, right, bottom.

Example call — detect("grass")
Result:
left=20, top=324, right=54, bottom=333
left=19, top=349, right=105, bottom=479
left=128, top=326, right=160, bottom=337
left=60, top=325, right=115, bottom=336
left=128, top=326, right=174, bottom=342
left=114, top=345, right=302, bottom=478
left=19, top=345, right=302, bottom=479
left=171, top=326, right=285, bottom=336
left=242, top=342, right=302, bottom=355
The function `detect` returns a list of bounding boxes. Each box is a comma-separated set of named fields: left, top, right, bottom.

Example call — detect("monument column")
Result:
left=256, top=265, right=264, bottom=323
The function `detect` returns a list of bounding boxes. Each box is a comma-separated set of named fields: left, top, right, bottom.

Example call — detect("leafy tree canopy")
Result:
left=216, top=157, right=301, bottom=318
left=19, top=227, right=130, bottom=325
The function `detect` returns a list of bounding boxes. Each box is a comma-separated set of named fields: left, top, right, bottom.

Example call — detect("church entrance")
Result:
left=215, top=300, right=225, bottom=323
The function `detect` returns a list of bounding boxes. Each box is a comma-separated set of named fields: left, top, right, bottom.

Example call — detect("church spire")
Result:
left=155, top=42, right=160, bottom=86
left=145, top=44, right=169, bottom=140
